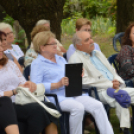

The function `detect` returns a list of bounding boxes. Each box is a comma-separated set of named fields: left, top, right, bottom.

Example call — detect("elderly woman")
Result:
left=116, top=23, right=134, bottom=84
left=0, top=31, right=23, bottom=72
left=0, top=22, right=24, bottom=60
left=0, top=31, right=58, bottom=134
left=36, top=19, right=67, bottom=55
left=30, top=31, right=114, bottom=134
left=24, top=25, right=50, bottom=66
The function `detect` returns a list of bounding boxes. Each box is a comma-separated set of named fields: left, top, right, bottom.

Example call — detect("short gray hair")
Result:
left=0, top=22, right=13, bottom=32
left=36, top=19, right=50, bottom=26
left=72, top=31, right=82, bottom=48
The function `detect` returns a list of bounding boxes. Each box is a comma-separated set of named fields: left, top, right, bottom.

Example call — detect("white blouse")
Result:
left=0, top=60, right=26, bottom=101
left=4, top=44, right=24, bottom=60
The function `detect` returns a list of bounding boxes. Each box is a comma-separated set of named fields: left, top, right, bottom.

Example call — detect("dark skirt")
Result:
left=13, top=101, right=58, bottom=134
left=0, top=96, right=18, bottom=133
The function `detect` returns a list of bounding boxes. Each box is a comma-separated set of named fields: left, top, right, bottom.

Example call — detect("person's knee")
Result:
left=71, top=104, right=84, bottom=116
left=93, top=101, right=104, bottom=110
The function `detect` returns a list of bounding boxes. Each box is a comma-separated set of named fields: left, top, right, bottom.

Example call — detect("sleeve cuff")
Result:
left=43, top=83, right=51, bottom=93
left=0, top=92, right=4, bottom=96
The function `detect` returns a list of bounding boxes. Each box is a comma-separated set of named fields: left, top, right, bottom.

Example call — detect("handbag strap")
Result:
left=17, top=87, right=61, bottom=118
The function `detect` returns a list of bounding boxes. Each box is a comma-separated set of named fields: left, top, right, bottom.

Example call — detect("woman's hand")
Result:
left=82, top=69, right=84, bottom=77
left=58, top=77, right=69, bottom=88
left=23, top=81, right=37, bottom=92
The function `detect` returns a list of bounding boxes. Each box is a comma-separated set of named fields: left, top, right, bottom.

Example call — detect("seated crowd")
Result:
left=0, top=18, right=134, bottom=134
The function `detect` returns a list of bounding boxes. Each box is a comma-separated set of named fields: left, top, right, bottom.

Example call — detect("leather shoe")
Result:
left=123, top=128, right=131, bottom=134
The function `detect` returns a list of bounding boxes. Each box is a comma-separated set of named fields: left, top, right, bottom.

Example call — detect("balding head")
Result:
left=72, top=31, right=94, bottom=54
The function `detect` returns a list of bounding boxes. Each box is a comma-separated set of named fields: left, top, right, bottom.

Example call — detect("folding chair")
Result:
left=113, top=32, right=124, bottom=52
left=18, top=56, right=25, bottom=67
left=63, top=53, right=67, bottom=61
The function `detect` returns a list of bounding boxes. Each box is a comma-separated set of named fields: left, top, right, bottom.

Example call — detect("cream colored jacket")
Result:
left=68, top=50, right=126, bottom=91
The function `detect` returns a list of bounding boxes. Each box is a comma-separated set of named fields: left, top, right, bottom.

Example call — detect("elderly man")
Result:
left=69, top=31, right=134, bottom=134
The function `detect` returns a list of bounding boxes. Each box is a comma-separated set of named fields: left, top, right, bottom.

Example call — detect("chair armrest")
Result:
left=45, top=93, right=62, bottom=112
left=82, top=87, right=100, bottom=100
left=125, top=80, right=134, bottom=87
left=90, top=87, right=100, bottom=100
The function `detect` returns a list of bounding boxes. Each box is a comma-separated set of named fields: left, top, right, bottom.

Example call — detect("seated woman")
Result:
left=0, top=31, right=23, bottom=73
left=116, top=23, right=134, bottom=84
left=0, top=96, right=19, bottom=134
left=30, top=31, right=114, bottom=134
left=0, top=34, right=58, bottom=134
left=0, top=22, right=24, bottom=60
left=25, top=22, right=66, bottom=67
left=24, top=25, right=50, bottom=66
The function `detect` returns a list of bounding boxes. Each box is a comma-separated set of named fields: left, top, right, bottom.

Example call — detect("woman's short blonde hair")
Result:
left=31, top=25, right=50, bottom=40
left=33, top=31, right=55, bottom=53
left=76, top=18, right=91, bottom=30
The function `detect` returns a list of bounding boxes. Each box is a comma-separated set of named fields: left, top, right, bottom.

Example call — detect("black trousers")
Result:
left=0, top=96, right=18, bottom=134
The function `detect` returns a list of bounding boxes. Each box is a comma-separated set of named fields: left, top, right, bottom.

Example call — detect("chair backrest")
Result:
left=63, top=53, right=67, bottom=61
left=18, top=57, right=25, bottom=67
left=108, top=54, right=134, bottom=87
left=108, top=53, right=120, bottom=74
left=23, top=65, right=31, bottom=80
left=113, top=32, right=125, bottom=52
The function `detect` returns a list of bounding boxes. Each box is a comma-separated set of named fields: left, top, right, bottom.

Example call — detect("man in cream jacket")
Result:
left=69, top=31, right=134, bottom=134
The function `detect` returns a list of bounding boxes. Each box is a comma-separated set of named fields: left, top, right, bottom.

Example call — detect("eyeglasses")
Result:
left=44, top=42, right=57, bottom=46
left=84, top=29, right=92, bottom=32
left=6, top=31, right=13, bottom=36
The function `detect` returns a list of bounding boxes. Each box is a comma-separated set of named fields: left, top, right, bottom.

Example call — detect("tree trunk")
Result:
left=116, top=0, right=134, bottom=33
left=0, top=0, right=65, bottom=45
left=0, top=5, right=6, bottom=21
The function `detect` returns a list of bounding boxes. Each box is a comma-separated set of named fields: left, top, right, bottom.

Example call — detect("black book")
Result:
left=65, top=63, right=83, bottom=97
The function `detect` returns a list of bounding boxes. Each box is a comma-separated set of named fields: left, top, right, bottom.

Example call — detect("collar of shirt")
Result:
left=76, top=50, right=96, bottom=57
left=37, top=54, right=61, bottom=64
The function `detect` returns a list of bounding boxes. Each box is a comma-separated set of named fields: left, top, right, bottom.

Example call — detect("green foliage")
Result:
left=63, top=0, right=116, bottom=20
left=2, top=14, right=26, bottom=47
left=14, top=29, right=26, bottom=44
left=61, top=16, right=116, bottom=36
left=61, top=12, right=83, bottom=35
left=2, top=13, right=14, bottom=27
left=91, top=16, right=116, bottom=35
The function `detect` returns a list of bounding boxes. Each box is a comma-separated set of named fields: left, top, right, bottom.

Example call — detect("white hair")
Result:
left=36, top=19, right=50, bottom=26
left=72, top=31, right=83, bottom=48
left=0, top=22, right=13, bottom=32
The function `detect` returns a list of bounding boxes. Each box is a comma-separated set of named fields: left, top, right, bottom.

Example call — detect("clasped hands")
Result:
left=112, top=79, right=120, bottom=89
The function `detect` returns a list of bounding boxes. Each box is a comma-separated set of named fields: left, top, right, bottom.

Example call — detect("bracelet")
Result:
left=12, top=90, right=15, bottom=95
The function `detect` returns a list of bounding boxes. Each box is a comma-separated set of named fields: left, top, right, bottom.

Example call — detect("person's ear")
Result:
left=76, top=28, right=78, bottom=32
left=40, top=45, right=45, bottom=52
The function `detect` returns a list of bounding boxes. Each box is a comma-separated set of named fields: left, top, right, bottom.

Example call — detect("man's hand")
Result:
left=23, top=81, right=37, bottom=92
left=112, top=79, right=120, bottom=89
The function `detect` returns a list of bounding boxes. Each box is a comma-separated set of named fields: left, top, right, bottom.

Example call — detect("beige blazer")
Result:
left=68, top=50, right=126, bottom=91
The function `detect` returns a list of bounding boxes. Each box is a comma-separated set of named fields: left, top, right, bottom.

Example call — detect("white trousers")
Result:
left=98, top=87, right=134, bottom=128
left=60, top=96, right=114, bottom=134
